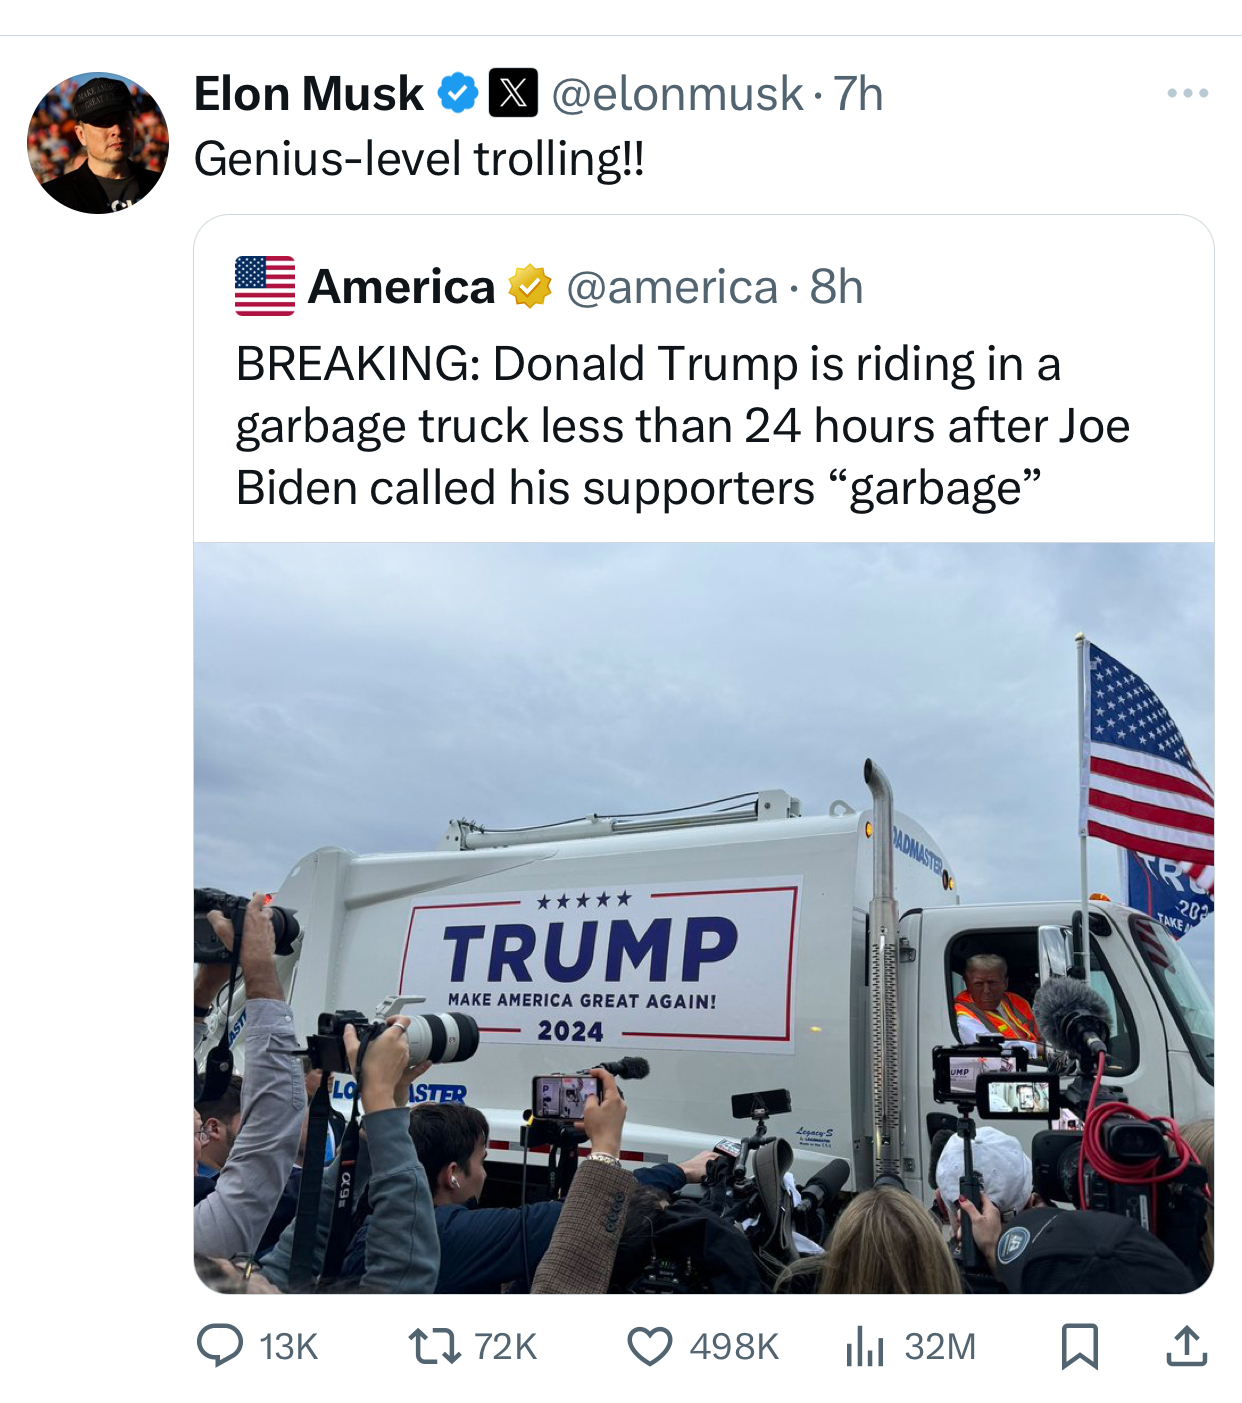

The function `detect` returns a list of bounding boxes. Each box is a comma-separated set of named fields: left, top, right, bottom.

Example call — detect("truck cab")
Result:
left=903, top=900, right=1215, bottom=1198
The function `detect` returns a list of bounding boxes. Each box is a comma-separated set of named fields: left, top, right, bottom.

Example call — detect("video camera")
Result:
left=1025, top=977, right=1210, bottom=1269
left=193, top=886, right=300, bottom=963
left=306, top=997, right=480, bottom=1074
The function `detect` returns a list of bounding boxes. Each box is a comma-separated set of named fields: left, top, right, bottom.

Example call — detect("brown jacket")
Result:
left=532, top=1159, right=634, bottom=1294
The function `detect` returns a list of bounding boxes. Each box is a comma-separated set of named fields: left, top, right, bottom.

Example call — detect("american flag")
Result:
left=1081, top=642, right=1213, bottom=893
left=234, top=255, right=295, bottom=316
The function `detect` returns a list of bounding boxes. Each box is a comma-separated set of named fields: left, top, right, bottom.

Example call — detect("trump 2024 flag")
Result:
left=1081, top=643, right=1214, bottom=894
left=234, top=255, right=295, bottom=316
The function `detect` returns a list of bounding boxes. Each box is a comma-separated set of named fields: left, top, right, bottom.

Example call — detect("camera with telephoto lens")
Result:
left=306, top=998, right=480, bottom=1075
left=194, top=887, right=300, bottom=963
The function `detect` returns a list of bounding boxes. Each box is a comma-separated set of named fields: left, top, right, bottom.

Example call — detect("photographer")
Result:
left=196, top=1019, right=439, bottom=1294
left=957, top=1195, right=1197, bottom=1292
left=338, top=1017, right=439, bottom=1292
left=244, top=1017, right=439, bottom=1293
left=193, top=895, right=306, bottom=1260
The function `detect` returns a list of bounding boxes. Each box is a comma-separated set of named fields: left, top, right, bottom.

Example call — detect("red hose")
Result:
left=1077, top=1051, right=1206, bottom=1230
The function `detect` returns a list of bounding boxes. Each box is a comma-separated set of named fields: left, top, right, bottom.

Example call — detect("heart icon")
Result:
left=627, top=1327, right=673, bottom=1367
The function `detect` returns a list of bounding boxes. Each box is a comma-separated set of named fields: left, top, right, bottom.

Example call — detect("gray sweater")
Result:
left=194, top=999, right=306, bottom=1259
left=261, top=1105, right=439, bottom=1293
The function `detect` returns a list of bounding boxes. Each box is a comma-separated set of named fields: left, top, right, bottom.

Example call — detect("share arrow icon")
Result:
left=1167, top=1326, right=1207, bottom=1368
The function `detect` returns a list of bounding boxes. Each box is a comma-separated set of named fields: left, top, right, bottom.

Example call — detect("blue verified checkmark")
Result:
left=438, top=72, right=478, bottom=112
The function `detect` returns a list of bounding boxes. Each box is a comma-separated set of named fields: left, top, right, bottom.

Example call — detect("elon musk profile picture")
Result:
left=36, top=76, right=166, bottom=213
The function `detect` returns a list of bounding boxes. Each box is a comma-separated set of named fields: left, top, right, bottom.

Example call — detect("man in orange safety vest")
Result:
left=954, top=953, right=1042, bottom=1053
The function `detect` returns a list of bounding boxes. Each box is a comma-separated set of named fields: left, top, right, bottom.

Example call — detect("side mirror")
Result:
left=1037, top=924, right=1070, bottom=986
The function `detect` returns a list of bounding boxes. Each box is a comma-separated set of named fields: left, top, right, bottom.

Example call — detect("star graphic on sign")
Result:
left=508, top=263, right=551, bottom=308
left=538, top=895, right=550, bottom=909
left=597, top=892, right=610, bottom=906
left=577, top=893, right=589, bottom=908
left=616, top=891, right=631, bottom=905
left=557, top=893, right=569, bottom=909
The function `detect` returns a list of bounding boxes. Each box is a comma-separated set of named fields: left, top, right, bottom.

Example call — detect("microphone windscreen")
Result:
left=803, top=1158, right=851, bottom=1205
left=1032, top=977, right=1111, bottom=1054
left=618, top=1055, right=650, bottom=1080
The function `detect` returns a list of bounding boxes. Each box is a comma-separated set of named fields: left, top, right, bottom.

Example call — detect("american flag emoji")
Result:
left=234, top=255, right=296, bottom=316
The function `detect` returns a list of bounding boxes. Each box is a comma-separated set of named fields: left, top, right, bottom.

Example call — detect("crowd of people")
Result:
left=193, top=894, right=1213, bottom=1295
left=28, top=75, right=167, bottom=186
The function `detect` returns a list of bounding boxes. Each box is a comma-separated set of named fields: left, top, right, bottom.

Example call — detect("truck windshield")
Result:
left=1130, top=914, right=1214, bottom=1084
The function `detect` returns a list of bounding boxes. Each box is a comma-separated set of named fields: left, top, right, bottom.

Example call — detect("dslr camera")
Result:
left=307, top=997, right=480, bottom=1074
left=194, top=887, right=300, bottom=963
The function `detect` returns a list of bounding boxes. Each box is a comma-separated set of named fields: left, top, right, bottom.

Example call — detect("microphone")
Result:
left=595, top=1056, right=650, bottom=1080
left=1032, top=977, right=1111, bottom=1063
left=800, top=1158, right=850, bottom=1212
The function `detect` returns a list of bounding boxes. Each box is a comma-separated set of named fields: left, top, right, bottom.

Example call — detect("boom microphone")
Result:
left=1032, top=977, right=1111, bottom=1063
left=595, top=1056, right=650, bottom=1080
left=800, top=1158, right=851, bottom=1212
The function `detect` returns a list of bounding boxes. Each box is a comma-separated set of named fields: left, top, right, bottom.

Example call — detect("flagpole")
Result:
left=1075, top=632, right=1089, bottom=974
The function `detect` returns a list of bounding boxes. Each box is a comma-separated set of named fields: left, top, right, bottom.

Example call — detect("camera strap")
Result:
left=321, top=1094, right=363, bottom=1281
left=199, top=939, right=243, bottom=1102
left=288, top=1076, right=333, bottom=1291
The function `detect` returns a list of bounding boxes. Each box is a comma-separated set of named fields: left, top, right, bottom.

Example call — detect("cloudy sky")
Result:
left=195, top=543, right=1214, bottom=991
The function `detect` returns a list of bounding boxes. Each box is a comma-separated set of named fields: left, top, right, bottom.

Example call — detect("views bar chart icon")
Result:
left=235, top=255, right=296, bottom=316
left=846, top=1327, right=884, bottom=1367
left=846, top=1328, right=884, bottom=1367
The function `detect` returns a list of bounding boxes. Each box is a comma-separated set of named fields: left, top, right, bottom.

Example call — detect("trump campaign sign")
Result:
left=396, top=878, right=802, bottom=1053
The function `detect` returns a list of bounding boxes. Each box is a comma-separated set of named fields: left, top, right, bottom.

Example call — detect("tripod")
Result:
left=952, top=1101, right=984, bottom=1272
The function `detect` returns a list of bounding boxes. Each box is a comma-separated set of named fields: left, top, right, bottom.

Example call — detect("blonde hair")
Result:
left=965, top=954, right=1007, bottom=978
left=815, top=1188, right=962, bottom=1294
left=1183, top=1119, right=1213, bottom=1274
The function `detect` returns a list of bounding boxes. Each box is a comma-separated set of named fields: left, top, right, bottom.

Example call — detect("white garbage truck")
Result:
left=204, top=761, right=1215, bottom=1204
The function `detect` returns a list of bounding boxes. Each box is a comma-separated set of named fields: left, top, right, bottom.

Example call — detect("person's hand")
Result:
left=676, top=1148, right=720, bottom=1184
left=957, top=1190, right=1003, bottom=1270
left=344, top=1016, right=413, bottom=1115
left=575, top=1068, right=626, bottom=1159
left=204, top=909, right=236, bottom=954
left=395, top=1055, right=433, bottom=1111
left=235, top=893, right=282, bottom=1000
left=237, top=893, right=277, bottom=969
left=193, top=911, right=237, bottom=1011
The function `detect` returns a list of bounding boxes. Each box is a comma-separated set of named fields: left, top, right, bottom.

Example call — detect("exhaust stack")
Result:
left=865, top=759, right=903, bottom=1187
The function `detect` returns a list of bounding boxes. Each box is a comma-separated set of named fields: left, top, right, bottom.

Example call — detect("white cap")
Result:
left=936, top=1126, right=1032, bottom=1215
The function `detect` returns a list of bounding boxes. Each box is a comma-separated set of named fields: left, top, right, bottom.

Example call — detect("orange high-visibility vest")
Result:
left=954, top=991, right=1040, bottom=1042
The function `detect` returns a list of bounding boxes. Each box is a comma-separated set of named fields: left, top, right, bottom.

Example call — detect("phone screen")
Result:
left=976, top=1071, right=1055, bottom=1116
left=533, top=1075, right=601, bottom=1120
